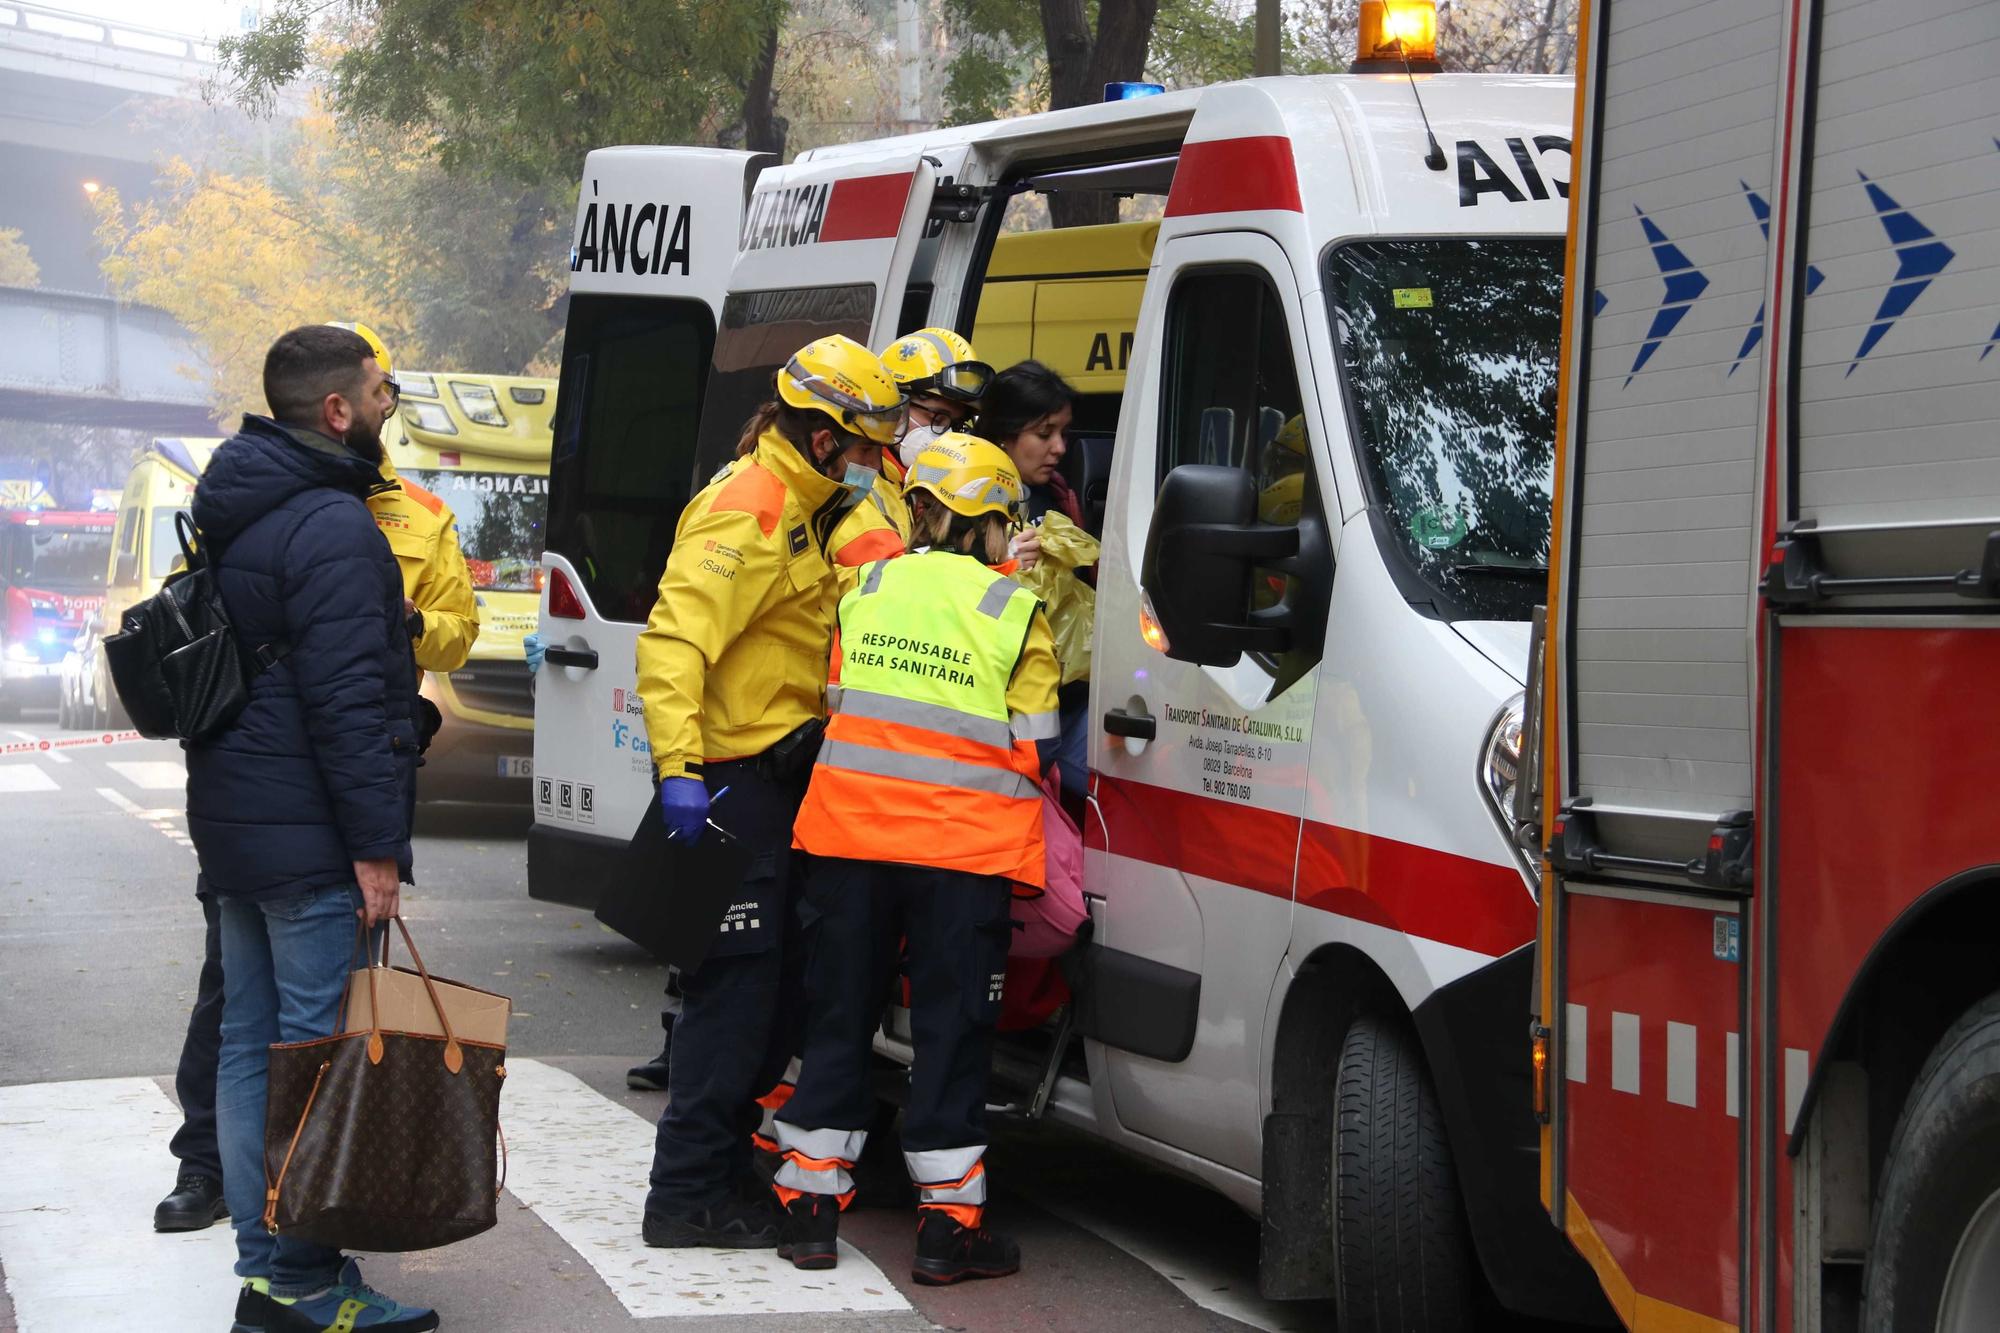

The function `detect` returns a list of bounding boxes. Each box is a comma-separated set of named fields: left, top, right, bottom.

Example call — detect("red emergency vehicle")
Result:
left=1, top=509, right=113, bottom=716
left=1529, top=0, right=2000, bottom=1328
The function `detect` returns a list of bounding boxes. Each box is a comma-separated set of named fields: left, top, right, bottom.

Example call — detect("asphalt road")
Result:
left=0, top=709, right=1355, bottom=1333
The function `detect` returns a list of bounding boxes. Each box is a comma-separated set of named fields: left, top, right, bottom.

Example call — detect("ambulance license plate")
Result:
left=498, top=756, right=532, bottom=778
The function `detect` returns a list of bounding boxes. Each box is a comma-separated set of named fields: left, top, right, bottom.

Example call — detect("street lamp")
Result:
left=81, top=181, right=101, bottom=195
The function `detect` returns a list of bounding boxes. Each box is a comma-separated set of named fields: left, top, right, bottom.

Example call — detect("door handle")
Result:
left=1103, top=707, right=1155, bottom=739
left=544, top=645, right=599, bottom=671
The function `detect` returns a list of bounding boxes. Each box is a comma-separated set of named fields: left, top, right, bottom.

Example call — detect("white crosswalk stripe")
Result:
left=0, top=763, right=57, bottom=793
left=108, top=761, right=187, bottom=791
left=0, top=1060, right=911, bottom=1330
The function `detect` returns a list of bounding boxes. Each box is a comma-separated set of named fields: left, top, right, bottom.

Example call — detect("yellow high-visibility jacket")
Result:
left=367, top=455, right=480, bottom=674
left=637, top=427, right=851, bottom=782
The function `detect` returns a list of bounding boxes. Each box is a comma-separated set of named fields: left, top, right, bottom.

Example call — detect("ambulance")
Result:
left=531, top=8, right=1612, bottom=1324
left=61, top=437, right=216, bottom=730
left=1, top=507, right=112, bottom=718
left=1529, top=0, right=2000, bottom=1327
left=389, top=370, right=555, bottom=800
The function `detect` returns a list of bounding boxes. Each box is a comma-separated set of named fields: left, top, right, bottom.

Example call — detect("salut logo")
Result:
left=571, top=180, right=693, bottom=276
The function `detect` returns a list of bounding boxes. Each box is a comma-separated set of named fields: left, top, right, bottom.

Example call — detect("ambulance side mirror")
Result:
left=1142, top=464, right=1297, bottom=666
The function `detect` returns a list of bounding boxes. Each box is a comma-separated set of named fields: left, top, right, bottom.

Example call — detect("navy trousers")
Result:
left=168, top=889, right=225, bottom=1182
left=644, top=758, right=809, bottom=1218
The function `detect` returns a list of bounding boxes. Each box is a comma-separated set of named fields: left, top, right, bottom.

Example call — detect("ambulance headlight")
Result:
left=398, top=373, right=438, bottom=398
left=1482, top=693, right=1525, bottom=822
left=402, top=401, right=458, bottom=435
left=450, top=381, right=508, bottom=428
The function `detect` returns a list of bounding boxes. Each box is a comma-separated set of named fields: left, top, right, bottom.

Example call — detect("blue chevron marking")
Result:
left=1850, top=173, right=1954, bottom=375
left=1731, top=183, right=1825, bottom=376
left=1593, top=289, right=1608, bottom=317
left=1626, top=207, right=1709, bottom=386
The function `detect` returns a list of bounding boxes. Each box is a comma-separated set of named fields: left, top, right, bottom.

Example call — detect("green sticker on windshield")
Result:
left=1393, top=287, right=1434, bottom=309
left=1410, top=507, right=1468, bottom=550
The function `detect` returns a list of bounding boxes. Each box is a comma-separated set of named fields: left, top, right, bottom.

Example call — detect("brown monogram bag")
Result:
left=262, top=917, right=509, bottom=1252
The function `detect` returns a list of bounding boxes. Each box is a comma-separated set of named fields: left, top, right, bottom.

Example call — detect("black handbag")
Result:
left=103, top=512, right=286, bottom=742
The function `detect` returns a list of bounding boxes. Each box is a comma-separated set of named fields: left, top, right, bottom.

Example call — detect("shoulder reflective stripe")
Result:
left=975, top=576, right=1023, bottom=619
left=819, top=739, right=1037, bottom=799
left=825, top=683, right=844, bottom=711
left=858, top=561, right=888, bottom=596
left=835, top=687, right=1012, bottom=748
left=1009, top=709, right=1060, bottom=742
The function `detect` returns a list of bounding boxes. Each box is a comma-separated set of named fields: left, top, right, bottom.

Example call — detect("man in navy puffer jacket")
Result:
left=189, top=325, right=438, bottom=1333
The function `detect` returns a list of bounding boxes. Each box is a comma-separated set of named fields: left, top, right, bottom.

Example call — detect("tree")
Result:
left=0, top=229, right=38, bottom=288
left=91, top=115, right=568, bottom=423
left=217, top=0, right=791, bottom=193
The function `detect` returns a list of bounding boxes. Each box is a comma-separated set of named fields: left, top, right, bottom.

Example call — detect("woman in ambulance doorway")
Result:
left=978, top=361, right=1093, bottom=812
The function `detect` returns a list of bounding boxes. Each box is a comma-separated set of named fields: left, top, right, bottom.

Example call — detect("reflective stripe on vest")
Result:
left=794, top=551, right=1046, bottom=885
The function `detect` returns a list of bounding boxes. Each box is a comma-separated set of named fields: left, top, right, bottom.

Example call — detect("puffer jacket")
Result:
left=186, top=415, right=419, bottom=900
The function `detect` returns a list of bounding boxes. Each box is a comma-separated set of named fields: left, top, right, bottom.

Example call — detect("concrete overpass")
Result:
left=0, top=285, right=214, bottom=430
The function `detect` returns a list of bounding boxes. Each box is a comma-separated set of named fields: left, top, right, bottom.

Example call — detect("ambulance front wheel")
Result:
left=1332, top=1012, right=1476, bottom=1333
left=1864, top=989, right=2000, bottom=1333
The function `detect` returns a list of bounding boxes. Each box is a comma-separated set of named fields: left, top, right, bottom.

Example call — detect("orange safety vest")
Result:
left=793, top=550, right=1047, bottom=886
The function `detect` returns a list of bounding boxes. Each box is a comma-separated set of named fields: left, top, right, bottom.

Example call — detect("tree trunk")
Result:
left=1042, top=0, right=1159, bottom=226
left=739, top=18, right=788, bottom=159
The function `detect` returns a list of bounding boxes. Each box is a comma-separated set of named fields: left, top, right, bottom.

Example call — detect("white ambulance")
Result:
left=533, top=30, right=1611, bottom=1329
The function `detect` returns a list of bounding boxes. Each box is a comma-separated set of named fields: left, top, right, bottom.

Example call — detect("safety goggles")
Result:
left=784, top=356, right=906, bottom=444
left=908, top=359, right=993, bottom=404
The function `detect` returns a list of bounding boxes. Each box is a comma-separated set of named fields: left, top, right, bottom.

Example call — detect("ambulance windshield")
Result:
left=1326, top=237, right=1561, bottom=622
left=402, top=469, right=548, bottom=593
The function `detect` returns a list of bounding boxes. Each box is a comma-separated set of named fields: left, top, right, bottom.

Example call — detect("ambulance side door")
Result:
left=1089, top=230, right=1334, bottom=1173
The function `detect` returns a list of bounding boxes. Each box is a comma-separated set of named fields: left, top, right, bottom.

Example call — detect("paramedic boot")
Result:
left=643, top=1191, right=780, bottom=1249
left=777, top=1193, right=841, bottom=1270
left=912, top=1208, right=1021, bottom=1285
left=626, top=1013, right=675, bottom=1091
left=154, top=1170, right=228, bottom=1231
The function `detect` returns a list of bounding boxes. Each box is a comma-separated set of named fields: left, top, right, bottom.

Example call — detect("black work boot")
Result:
left=642, top=1191, right=780, bottom=1249
left=626, top=1018, right=674, bottom=1091
left=911, top=1208, right=1021, bottom=1285
left=153, top=1171, right=227, bottom=1232
left=777, top=1194, right=841, bottom=1270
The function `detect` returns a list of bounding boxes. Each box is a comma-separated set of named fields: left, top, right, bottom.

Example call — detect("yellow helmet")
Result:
left=777, top=334, right=906, bottom=446
left=1273, top=413, right=1307, bottom=454
left=325, top=320, right=393, bottom=376
left=904, top=433, right=1023, bottom=520
left=879, top=327, right=993, bottom=405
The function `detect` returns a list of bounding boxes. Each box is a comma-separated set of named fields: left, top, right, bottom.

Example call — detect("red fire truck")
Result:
left=1, top=508, right=113, bottom=717
left=1526, top=0, right=2000, bottom=1328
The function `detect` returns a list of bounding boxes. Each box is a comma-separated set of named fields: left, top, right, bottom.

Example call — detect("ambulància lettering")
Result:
left=1456, top=136, right=1571, bottom=207
left=572, top=184, right=694, bottom=276
left=740, top=181, right=831, bottom=251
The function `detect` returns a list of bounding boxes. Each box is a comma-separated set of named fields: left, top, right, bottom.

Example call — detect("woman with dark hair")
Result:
left=977, top=360, right=1081, bottom=556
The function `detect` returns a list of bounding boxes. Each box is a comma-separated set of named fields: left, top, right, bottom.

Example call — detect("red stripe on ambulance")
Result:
left=820, top=172, right=917, bottom=243
left=1163, top=137, right=1304, bottom=217
left=1092, top=774, right=1533, bottom=957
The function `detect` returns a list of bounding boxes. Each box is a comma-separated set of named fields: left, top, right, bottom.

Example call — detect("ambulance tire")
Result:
left=1862, top=989, right=2000, bottom=1333
left=1333, top=1013, right=1476, bottom=1333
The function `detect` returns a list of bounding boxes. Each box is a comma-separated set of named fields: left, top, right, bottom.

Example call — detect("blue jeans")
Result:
left=215, top=884, right=365, bottom=1293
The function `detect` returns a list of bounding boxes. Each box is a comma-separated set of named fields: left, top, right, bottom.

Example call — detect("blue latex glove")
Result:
left=523, top=632, right=546, bottom=675
left=658, top=777, right=709, bottom=842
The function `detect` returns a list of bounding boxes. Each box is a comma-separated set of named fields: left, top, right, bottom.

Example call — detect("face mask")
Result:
left=840, top=460, right=879, bottom=493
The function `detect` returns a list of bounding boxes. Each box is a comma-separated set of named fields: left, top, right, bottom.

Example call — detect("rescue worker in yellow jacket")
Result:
left=773, top=435, right=1060, bottom=1285
left=825, top=328, right=993, bottom=571
left=326, top=321, right=480, bottom=674
left=634, top=333, right=905, bottom=1249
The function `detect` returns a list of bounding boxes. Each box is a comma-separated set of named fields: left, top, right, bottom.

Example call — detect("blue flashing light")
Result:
left=1104, top=81, right=1165, bottom=101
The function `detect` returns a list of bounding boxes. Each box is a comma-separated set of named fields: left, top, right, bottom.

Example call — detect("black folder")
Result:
left=594, top=792, right=754, bottom=972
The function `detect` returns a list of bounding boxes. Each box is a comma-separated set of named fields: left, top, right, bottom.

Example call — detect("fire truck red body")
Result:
left=0, top=509, right=112, bottom=715
left=1532, top=0, right=2000, bottom=1328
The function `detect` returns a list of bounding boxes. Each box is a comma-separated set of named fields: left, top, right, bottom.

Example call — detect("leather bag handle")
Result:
left=381, top=915, right=465, bottom=1074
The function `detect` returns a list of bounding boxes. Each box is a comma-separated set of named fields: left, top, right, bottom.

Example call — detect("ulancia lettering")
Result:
left=740, top=181, right=830, bottom=252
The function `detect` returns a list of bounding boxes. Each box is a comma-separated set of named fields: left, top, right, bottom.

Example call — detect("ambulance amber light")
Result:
left=1531, top=1026, right=1550, bottom=1121
left=1356, top=0, right=1437, bottom=65
left=548, top=566, right=586, bottom=620
left=1138, top=592, right=1170, bottom=653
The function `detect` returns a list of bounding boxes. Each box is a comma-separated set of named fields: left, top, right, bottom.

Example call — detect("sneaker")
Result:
left=153, top=1170, right=228, bottom=1232
left=911, top=1209, right=1021, bottom=1286
left=642, top=1192, right=780, bottom=1249
left=776, top=1194, right=840, bottom=1270
left=229, top=1276, right=272, bottom=1333
left=264, top=1259, right=438, bottom=1332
